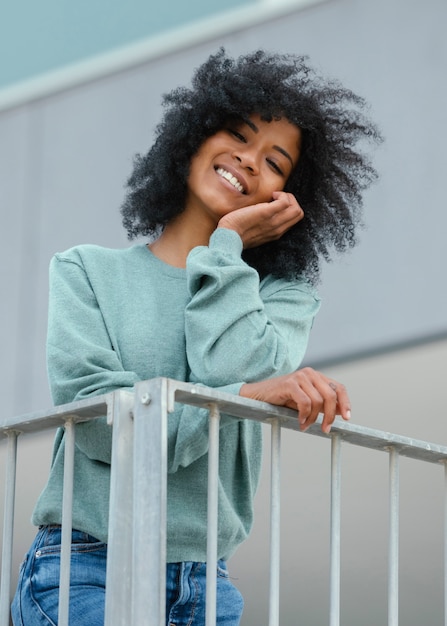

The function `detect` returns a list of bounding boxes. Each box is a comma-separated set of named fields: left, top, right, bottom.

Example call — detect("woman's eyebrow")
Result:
left=273, top=145, right=294, bottom=168
left=245, top=119, right=259, bottom=132
left=243, top=119, right=295, bottom=167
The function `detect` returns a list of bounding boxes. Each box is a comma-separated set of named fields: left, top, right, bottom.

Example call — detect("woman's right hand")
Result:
left=239, top=367, right=351, bottom=434
left=218, top=191, right=304, bottom=249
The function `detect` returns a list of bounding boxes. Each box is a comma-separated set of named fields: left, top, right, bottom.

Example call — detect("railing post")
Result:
left=131, top=379, right=168, bottom=626
left=268, top=418, right=281, bottom=626
left=388, top=446, right=399, bottom=626
left=58, top=418, right=75, bottom=626
left=105, top=390, right=135, bottom=626
left=0, top=431, right=19, bottom=626
left=206, top=404, right=221, bottom=626
left=329, top=433, right=342, bottom=626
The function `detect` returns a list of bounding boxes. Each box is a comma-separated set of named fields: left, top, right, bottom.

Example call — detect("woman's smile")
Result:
left=215, top=165, right=247, bottom=194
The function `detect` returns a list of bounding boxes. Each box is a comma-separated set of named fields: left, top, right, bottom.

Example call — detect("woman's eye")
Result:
left=267, top=159, right=284, bottom=176
left=229, top=129, right=246, bottom=142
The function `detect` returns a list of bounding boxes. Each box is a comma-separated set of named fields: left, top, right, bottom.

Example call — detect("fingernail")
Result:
left=346, top=410, right=351, bottom=420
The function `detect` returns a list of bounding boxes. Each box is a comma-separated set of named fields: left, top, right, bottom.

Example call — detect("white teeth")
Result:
left=216, top=168, right=244, bottom=193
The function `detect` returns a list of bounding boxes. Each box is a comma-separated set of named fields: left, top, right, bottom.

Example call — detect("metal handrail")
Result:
left=1, top=377, right=447, bottom=625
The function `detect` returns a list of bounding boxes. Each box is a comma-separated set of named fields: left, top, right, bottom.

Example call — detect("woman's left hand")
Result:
left=239, top=367, right=351, bottom=433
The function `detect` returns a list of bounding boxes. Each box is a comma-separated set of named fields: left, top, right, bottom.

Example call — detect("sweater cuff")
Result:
left=209, top=228, right=244, bottom=257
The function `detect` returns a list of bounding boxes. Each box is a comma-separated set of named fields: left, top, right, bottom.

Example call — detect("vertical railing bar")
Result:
left=104, top=391, right=135, bottom=626
left=58, top=418, right=75, bottom=626
left=268, top=418, right=281, bottom=626
left=388, top=446, right=399, bottom=626
left=329, top=433, right=342, bottom=626
left=206, top=403, right=220, bottom=626
left=132, top=379, right=167, bottom=626
left=0, top=431, right=19, bottom=626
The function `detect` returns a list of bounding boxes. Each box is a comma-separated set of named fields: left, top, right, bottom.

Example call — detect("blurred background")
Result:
left=1, top=0, right=446, bottom=623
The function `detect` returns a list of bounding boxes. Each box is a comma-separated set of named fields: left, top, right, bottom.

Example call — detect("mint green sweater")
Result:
left=32, top=228, right=320, bottom=562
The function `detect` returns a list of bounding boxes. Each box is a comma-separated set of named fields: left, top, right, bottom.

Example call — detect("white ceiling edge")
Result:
left=0, top=0, right=327, bottom=113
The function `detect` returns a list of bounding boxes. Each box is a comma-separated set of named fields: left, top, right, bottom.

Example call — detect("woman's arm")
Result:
left=185, top=228, right=320, bottom=386
left=47, top=253, right=142, bottom=463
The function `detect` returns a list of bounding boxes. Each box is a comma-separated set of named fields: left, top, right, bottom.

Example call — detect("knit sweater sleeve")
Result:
left=185, top=228, right=320, bottom=386
left=47, top=254, right=140, bottom=404
left=46, top=252, right=141, bottom=465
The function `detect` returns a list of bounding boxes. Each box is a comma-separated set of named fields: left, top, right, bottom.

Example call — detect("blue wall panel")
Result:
left=1, top=0, right=251, bottom=88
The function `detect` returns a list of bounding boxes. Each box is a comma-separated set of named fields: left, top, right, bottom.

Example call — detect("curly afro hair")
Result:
left=121, top=48, right=382, bottom=282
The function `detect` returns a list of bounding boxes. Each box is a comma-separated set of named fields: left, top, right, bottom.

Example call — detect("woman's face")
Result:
left=185, top=114, right=302, bottom=223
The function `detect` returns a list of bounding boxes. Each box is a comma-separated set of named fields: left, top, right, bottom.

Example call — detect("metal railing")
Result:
left=1, top=376, right=447, bottom=625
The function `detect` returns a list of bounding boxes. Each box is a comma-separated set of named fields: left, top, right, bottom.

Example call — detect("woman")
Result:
left=12, top=49, right=381, bottom=625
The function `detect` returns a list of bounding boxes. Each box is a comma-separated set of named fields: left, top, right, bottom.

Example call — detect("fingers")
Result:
left=298, top=380, right=336, bottom=434
left=219, top=192, right=304, bottom=249
left=333, top=382, right=351, bottom=423
left=296, top=368, right=351, bottom=434
left=239, top=368, right=351, bottom=435
left=268, top=192, right=304, bottom=234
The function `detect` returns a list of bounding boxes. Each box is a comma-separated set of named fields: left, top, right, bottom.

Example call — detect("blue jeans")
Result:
left=11, top=526, right=244, bottom=625
left=165, top=561, right=244, bottom=625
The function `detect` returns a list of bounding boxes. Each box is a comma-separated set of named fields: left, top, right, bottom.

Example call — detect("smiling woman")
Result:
left=11, top=49, right=380, bottom=626
left=122, top=48, right=382, bottom=282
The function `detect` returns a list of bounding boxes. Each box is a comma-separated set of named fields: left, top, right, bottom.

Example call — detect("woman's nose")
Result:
left=233, top=149, right=259, bottom=174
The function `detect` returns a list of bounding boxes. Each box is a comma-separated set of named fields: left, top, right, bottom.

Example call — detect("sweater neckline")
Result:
left=140, top=243, right=187, bottom=279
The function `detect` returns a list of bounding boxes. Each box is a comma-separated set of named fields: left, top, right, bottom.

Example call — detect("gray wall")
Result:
left=1, top=0, right=446, bottom=419
left=1, top=0, right=446, bottom=623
